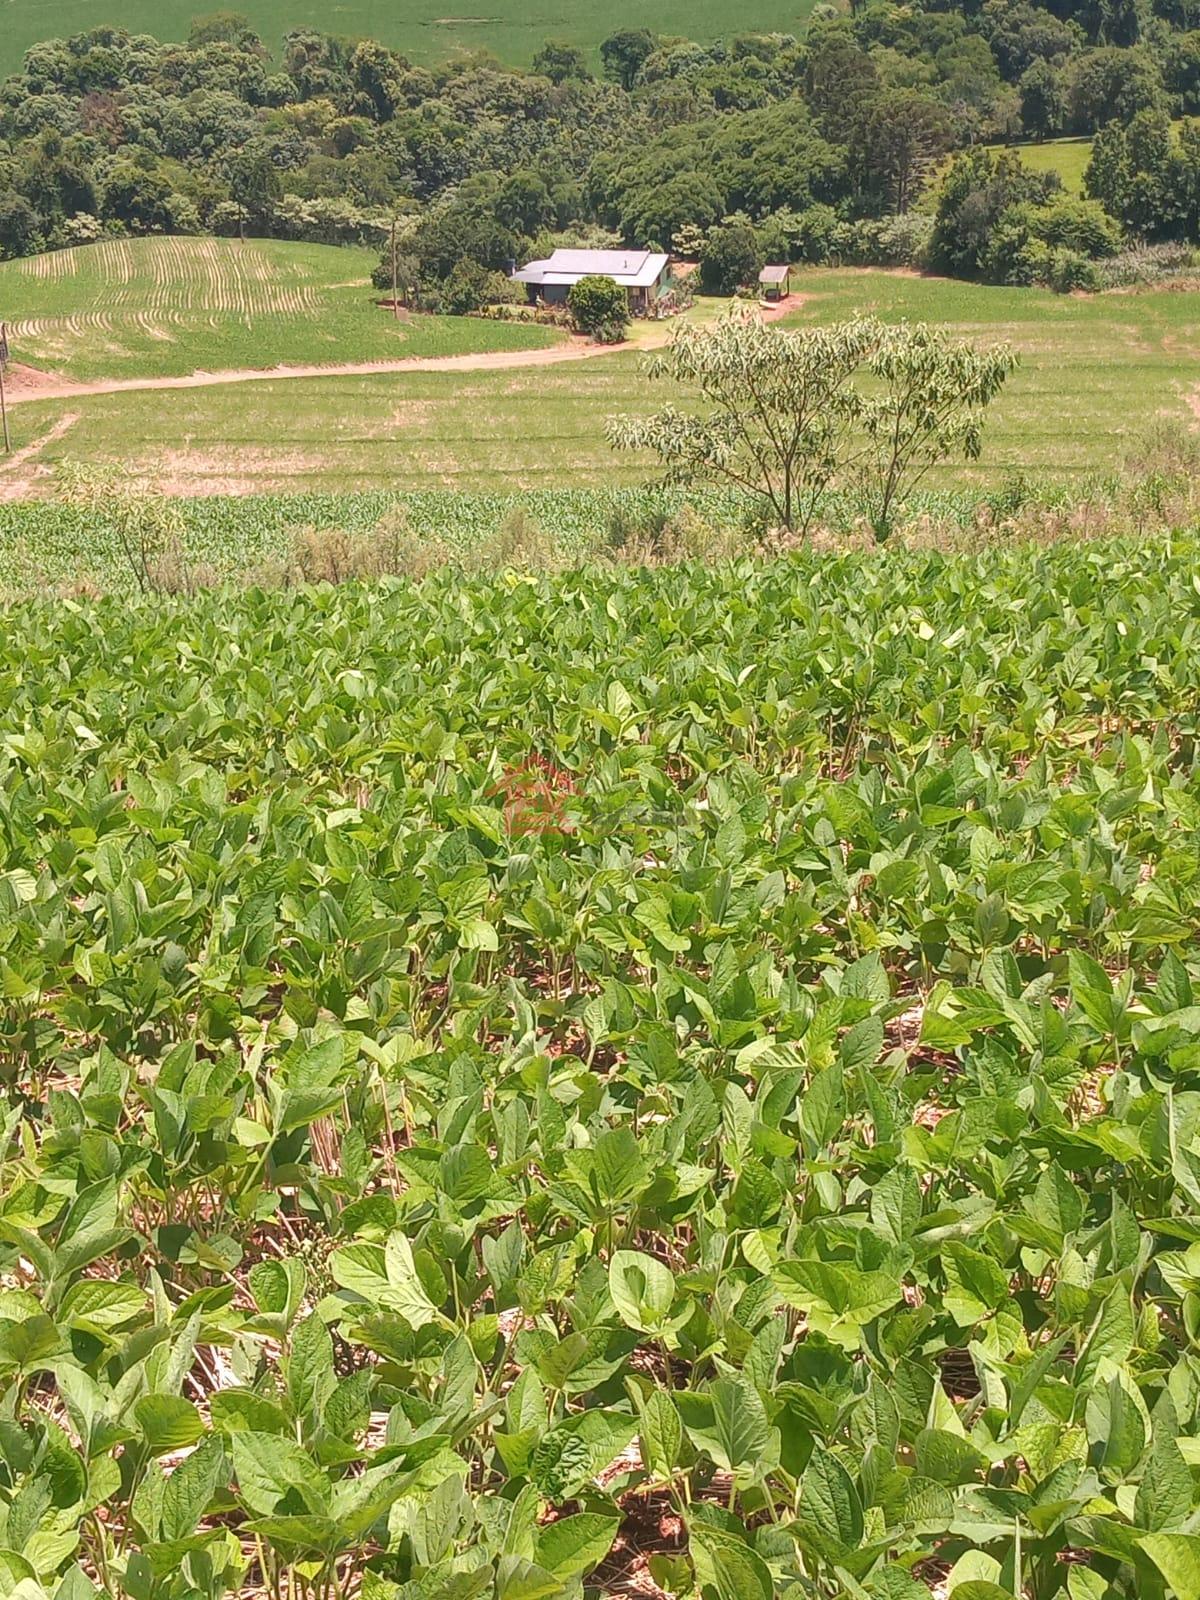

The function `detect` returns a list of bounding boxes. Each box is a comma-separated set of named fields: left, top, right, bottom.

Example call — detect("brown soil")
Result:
left=3, top=363, right=62, bottom=398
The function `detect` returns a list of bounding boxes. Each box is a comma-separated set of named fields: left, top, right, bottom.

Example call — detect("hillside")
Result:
left=6, top=1, right=1200, bottom=1591
left=4, top=268, right=1198, bottom=501
left=0, top=236, right=560, bottom=383
left=985, top=135, right=1095, bottom=195
left=0, top=0, right=821, bottom=78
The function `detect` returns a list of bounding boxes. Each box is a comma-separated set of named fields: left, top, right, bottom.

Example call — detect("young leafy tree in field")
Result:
left=608, top=312, right=1013, bottom=536
left=607, top=311, right=879, bottom=533
left=857, top=320, right=1017, bottom=538
left=566, top=274, right=629, bottom=341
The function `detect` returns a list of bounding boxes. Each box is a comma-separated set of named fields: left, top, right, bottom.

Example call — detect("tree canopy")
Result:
left=607, top=312, right=1015, bottom=537
left=0, top=9, right=1197, bottom=293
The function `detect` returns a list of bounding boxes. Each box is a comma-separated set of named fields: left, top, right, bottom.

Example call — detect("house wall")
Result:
left=632, top=267, right=669, bottom=311
left=529, top=273, right=666, bottom=311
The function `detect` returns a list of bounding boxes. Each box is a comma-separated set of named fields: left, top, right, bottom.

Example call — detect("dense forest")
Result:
left=3, top=4, right=1200, bottom=297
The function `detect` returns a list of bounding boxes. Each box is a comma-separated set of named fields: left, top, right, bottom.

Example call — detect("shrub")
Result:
left=56, top=462, right=187, bottom=594
left=981, top=217, right=1050, bottom=285
left=1046, top=246, right=1101, bottom=292
left=284, top=510, right=453, bottom=583
left=1122, top=416, right=1200, bottom=479
left=848, top=214, right=934, bottom=268
left=1036, top=196, right=1122, bottom=258
left=566, top=274, right=630, bottom=338
left=981, top=197, right=1113, bottom=288
left=474, top=504, right=558, bottom=569
left=1096, top=241, right=1200, bottom=286
left=768, top=204, right=842, bottom=264
left=370, top=247, right=421, bottom=302
left=442, top=259, right=515, bottom=315
left=929, top=148, right=1059, bottom=279
left=475, top=302, right=573, bottom=328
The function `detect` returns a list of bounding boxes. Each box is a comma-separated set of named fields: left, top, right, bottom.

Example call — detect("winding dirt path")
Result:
left=2, top=296, right=803, bottom=408
left=0, top=413, right=80, bottom=499
left=2, top=333, right=656, bottom=408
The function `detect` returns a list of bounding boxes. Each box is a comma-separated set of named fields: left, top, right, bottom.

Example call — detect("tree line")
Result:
left=2, top=5, right=1200, bottom=300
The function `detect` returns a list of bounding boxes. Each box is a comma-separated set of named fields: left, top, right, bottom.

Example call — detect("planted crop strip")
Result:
left=2, top=534, right=1200, bottom=1599
left=18, top=247, right=73, bottom=281
left=6, top=238, right=330, bottom=353
left=5, top=308, right=119, bottom=340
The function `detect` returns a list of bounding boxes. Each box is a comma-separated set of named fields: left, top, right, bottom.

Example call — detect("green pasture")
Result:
left=982, top=123, right=1189, bottom=196
left=984, top=136, right=1095, bottom=195
left=0, top=236, right=558, bottom=382
left=6, top=267, right=1197, bottom=497
left=0, top=0, right=820, bottom=79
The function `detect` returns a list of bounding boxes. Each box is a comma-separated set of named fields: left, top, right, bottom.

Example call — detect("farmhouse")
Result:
left=512, top=248, right=670, bottom=313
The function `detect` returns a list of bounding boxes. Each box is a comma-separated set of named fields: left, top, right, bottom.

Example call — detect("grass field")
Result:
left=984, top=124, right=1187, bottom=195
left=0, top=236, right=559, bottom=381
left=0, top=0, right=820, bottom=79
left=984, top=135, right=1094, bottom=194
left=5, top=267, right=1197, bottom=498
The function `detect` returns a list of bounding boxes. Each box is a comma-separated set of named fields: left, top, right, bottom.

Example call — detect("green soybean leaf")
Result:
left=533, top=1512, right=619, bottom=1580
left=608, top=1250, right=676, bottom=1333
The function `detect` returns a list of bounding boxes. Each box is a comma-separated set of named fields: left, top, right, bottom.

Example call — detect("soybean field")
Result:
left=2, top=537, right=1200, bottom=1598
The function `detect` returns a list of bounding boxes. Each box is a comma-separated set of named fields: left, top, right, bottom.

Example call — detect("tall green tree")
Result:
left=699, top=222, right=764, bottom=294
left=599, top=29, right=656, bottom=90
left=531, top=40, right=589, bottom=83
left=1019, top=60, right=1067, bottom=138
left=855, top=88, right=955, bottom=214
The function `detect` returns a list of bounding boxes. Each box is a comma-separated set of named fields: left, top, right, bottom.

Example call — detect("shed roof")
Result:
left=513, top=248, right=669, bottom=289
left=759, top=264, right=791, bottom=284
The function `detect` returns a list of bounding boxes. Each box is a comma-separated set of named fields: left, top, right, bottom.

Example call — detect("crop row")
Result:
left=1, top=538, right=1199, bottom=1600
left=0, top=480, right=1098, bottom=594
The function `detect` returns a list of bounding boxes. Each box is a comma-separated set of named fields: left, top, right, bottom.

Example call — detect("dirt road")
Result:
left=2, top=332, right=653, bottom=407
left=2, top=296, right=802, bottom=408
left=0, top=414, right=80, bottom=499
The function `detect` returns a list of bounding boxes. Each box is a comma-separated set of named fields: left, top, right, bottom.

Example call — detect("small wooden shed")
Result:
left=759, top=263, right=791, bottom=301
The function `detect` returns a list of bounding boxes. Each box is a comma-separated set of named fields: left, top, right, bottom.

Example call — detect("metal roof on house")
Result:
left=513, top=248, right=669, bottom=289
left=759, top=264, right=790, bottom=284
